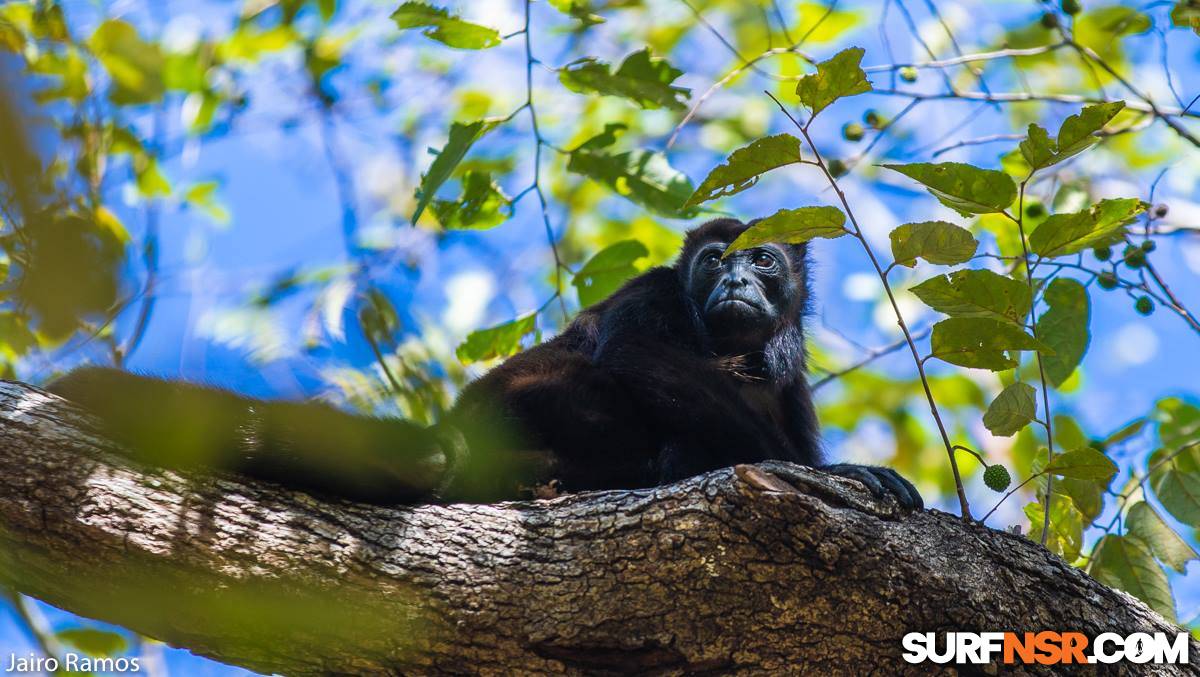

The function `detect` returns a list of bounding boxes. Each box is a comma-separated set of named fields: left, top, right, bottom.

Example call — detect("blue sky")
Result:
left=6, top=0, right=1200, bottom=672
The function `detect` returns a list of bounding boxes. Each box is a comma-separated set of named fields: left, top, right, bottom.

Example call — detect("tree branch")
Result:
left=0, top=381, right=1194, bottom=675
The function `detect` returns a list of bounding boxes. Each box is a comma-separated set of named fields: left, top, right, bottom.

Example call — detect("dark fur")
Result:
left=49, top=218, right=921, bottom=508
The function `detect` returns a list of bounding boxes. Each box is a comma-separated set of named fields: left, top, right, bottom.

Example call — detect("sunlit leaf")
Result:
left=559, top=48, right=690, bottom=110
left=1127, top=501, right=1199, bottom=574
left=984, top=382, right=1037, bottom=437
left=724, top=206, right=846, bottom=254
left=929, top=317, right=1050, bottom=371
left=456, top=313, right=538, bottom=364
left=56, top=627, right=127, bottom=658
left=795, top=47, right=871, bottom=116
left=910, top=269, right=1031, bottom=325
left=793, top=3, right=865, bottom=44
left=685, top=134, right=803, bottom=208
left=1075, top=6, right=1152, bottom=62
left=1045, top=447, right=1118, bottom=481
left=567, top=148, right=696, bottom=218
left=881, top=162, right=1016, bottom=217
left=1036, top=278, right=1090, bottom=387
left=391, top=2, right=501, bottom=49
left=1172, top=1, right=1200, bottom=34
left=413, top=119, right=498, bottom=224
left=1090, top=535, right=1175, bottom=621
left=571, top=240, right=649, bottom=307
left=89, top=20, right=165, bottom=105
left=889, top=221, right=978, bottom=268
left=431, top=171, right=511, bottom=230
left=1024, top=495, right=1084, bottom=561
left=1028, top=198, right=1146, bottom=257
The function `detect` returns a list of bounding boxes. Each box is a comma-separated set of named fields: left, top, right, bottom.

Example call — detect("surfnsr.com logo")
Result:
left=902, top=631, right=1190, bottom=665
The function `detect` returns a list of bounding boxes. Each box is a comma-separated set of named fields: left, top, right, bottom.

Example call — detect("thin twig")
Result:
left=811, top=326, right=932, bottom=390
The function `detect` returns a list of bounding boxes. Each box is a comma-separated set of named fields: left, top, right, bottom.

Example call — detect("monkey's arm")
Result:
left=48, top=367, right=445, bottom=504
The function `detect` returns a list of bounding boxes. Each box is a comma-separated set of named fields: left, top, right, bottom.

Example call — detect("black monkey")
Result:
left=48, top=217, right=922, bottom=509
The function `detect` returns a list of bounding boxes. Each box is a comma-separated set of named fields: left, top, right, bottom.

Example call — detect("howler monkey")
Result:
left=48, top=217, right=922, bottom=509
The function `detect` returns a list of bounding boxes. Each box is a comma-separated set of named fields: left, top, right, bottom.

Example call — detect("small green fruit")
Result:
left=827, top=159, right=848, bottom=178
left=1154, top=203, right=1169, bottom=219
left=899, top=66, right=918, bottom=83
left=1061, top=0, right=1082, bottom=15
left=1097, top=271, right=1119, bottom=290
left=1123, top=245, right=1146, bottom=268
left=1092, top=245, right=1112, bottom=261
left=984, top=465, right=1012, bottom=492
left=842, top=122, right=865, bottom=142
left=1024, top=202, right=1046, bottom=218
left=863, top=109, right=882, bottom=128
left=1041, top=12, right=1060, bottom=28
left=1140, top=240, right=1157, bottom=253
left=1135, top=296, right=1155, bottom=315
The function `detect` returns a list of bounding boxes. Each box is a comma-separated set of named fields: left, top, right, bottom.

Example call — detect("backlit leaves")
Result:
left=929, top=318, right=1050, bottom=371
left=1090, top=535, right=1175, bottom=621
left=1019, top=102, right=1126, bottom=174
left=686, top=134, right=804, bottom=208
left=412, top=119, right=498, bottom=224
left=795, top=47, right=871, bottom=116
left=1025, top=495, right=1085, bottom=561
left=983, top=382, right=1037, bottom=437
left=724, top=206, right=847, bottom=254
left=456, top=313, right=538, bottom=364
left=1147, top=399, right=1200, bottom=526
left=89, top=20, right=165, bottom=105
left=881, top=162, right=1016, bottom=217
left=1044, top=447, right=1118, bottom=481
left=571, top=240, right=648, bottom=307
left=567, top=148, right=696, bottom=218
left=889, top=221, right=978, bottom=268
left=1172, top=1, right=1200, bottom=34
left=559, top=49, right=690, bottom=110
left=1028, top=198, right=1146, bottom=257
left=1036, top=278, right=1090, bottom=387
left=431, top=171, right=511, bottom=230
left=391, top=2, right=501, bottom=49
left=1126, top=502, right=1199, bottom=574
left=910, top=269, right=1031, bottom=325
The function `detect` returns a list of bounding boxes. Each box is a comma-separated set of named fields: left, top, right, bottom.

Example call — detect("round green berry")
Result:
left=1024, top=201, right=1046, bottom=219
left=1140, top=240, right=1157, bottom=253
left=863, top=109, right=882, bottom=128
left=1135, top=296, right=1155, bottom=315
left=1061, top=0, right=1082, bottom=15
left=899, top=66, right=918, bottom=83
left=1097, top=271, right=1119, bottom=290
left=1040, top=12, right=1060, bottom=28
left=1123, top=245, right=1146, bottom=268
left=827, top=158, right=848, bottom=178
left=984, top=465, right=1012, bottom=492
left=1093, top=245, right=1112, bottom=261
left=1154, top=203, right=1169, bottom=219
left=842, top=122, right=865, bottom=142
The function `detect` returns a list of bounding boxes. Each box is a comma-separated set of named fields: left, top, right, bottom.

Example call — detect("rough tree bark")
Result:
left=0, top=380, right=1193, bottom=675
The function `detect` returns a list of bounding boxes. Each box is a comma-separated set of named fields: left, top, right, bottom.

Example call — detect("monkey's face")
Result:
left=687, top=239, right=802, bottom=352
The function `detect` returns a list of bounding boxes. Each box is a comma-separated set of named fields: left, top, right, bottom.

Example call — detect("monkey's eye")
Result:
left=751, top=251, right=776, bottom=268
left=701, top=252, right=722, bottom=269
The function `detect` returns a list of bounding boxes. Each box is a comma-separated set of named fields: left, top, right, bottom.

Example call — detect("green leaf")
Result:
left=1044, top=447, right=1118, bottom=481
left=793, top=3, right=866, bottom=44
left=1090, top=535, right=1175, bottom=621
left=1103, top=418, right=1147, bottom=447
left=1018, top=103, right=1126, bottom=174
left=983, top=382, right=1038, bottom=437
left=567, top=148, right=696, bottom=218
left=724, top=207, right=847, bottom=254
left=574, top=123, right=627, bottom=152
left=1148, top=401, right=1200, bottom=526
left=412, top=119, right=498, bottom=224
left=89, top=20, right=165, bottom=105
left=1035, top=278, right=1090, bottom=387
left=184, top=180, right=230, bottom=225
left=1172, top=1, right=1200, bottom=34
left=685, top=134, right=804, bottom=208
left=889, top=221, right=978, bottom=268
left=1024, top=495, right=1084, bottom=561
left=910, top=269, right=1031, bottom=325
left=1052, top=477, right=1106, bottom=524
left=929, top=317, right=1051, bottom=371
left=391, top=2, right=500, bottom=49
left=456, top=313, right=538, bottom=364
left=881, top=162, right=1016, bottom=217
left=56, top=627, right=127, bottom=658
left=571, top=240, right=649, bottom=307
left=1127, top=501, right=1199, bottom=574
left=1028, top=198, right=1146, bottom=257
left=431, top=171, right=511, bottom=230
left=559, top=48, right=690, bottom=110
left=795, top=47, right=871, bottom=116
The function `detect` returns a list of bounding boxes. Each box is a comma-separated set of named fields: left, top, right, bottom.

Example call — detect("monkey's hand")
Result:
left=821, top=464, right=924, bottom=511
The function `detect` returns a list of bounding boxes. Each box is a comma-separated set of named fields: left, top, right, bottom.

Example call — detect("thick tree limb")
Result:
left=0, top=381, right=1194, bottom=675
